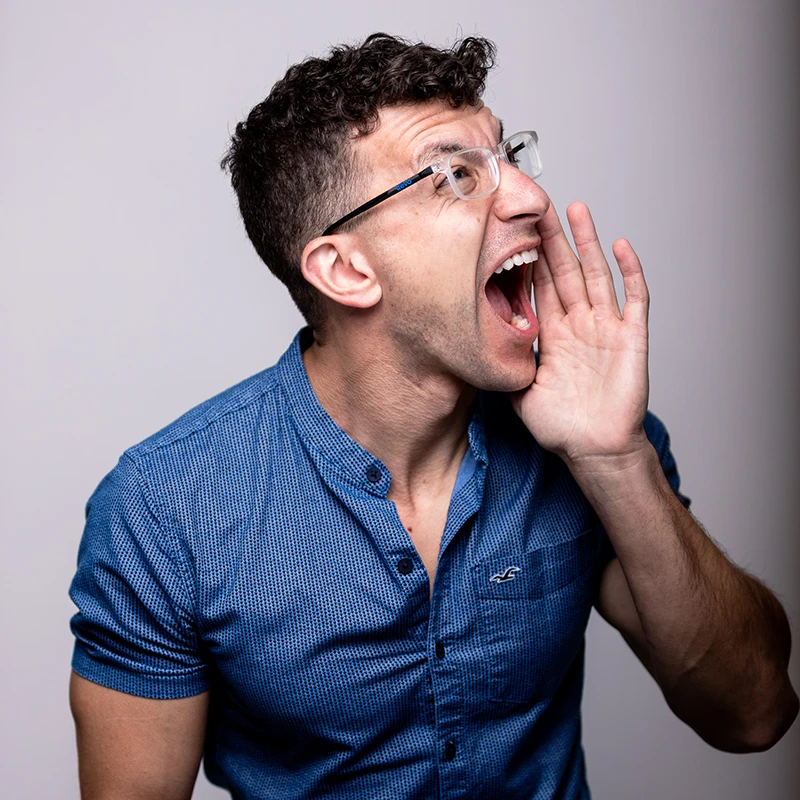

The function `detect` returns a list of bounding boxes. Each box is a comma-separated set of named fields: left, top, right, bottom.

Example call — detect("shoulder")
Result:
left=91, top=363, right=287, bottom=526
left=81, top=362, right=289, bottom=570
left=83, top=361, right=282, bottom=521
left=127, top=364, right=281, bottom=462
left=113, top=362, right=285, bottom=498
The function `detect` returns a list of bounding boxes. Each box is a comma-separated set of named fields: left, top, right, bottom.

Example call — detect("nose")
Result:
left=492, top=162, right=550, bottom=225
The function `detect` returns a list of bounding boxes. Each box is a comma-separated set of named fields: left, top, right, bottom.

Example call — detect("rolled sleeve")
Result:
left=69, top=453, right=208, bottom=698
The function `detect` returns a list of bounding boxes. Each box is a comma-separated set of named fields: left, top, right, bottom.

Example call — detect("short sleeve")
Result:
left=69, top=453, right=209, bottom=698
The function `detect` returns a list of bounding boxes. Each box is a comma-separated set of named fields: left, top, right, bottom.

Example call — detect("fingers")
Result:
left=537, top=203, right=590, bottom=311
left=531, top=247, right=565, bottom=320
left=613, top=238, right=649, bottom=328
left=536, top=201, right=646, bottom=325
left=566, top=202, right=621, bottom=317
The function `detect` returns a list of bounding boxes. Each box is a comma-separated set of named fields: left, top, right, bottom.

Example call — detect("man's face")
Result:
left=351, top=100, right=551, bottom=392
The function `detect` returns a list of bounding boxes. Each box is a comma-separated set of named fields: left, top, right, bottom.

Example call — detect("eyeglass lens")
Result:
left=503, top=133, right=542, bottom=180
left=445, top=149, right=498, bottom=199
left=445, top=133, right=540, bottom=200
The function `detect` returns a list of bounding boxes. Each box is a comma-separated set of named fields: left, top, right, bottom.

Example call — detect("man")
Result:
left=69, top=33, right=797, bottom=799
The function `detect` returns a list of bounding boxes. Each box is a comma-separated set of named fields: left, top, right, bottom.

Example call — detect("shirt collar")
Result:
left=277, top=329, right=488, bottom=497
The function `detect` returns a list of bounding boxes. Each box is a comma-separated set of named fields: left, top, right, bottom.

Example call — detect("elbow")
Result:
left=735, top=683, right=799, bottom=753
left=667, top=671, right=800, bottom=753
left=702, top=680, right=800, bottom=753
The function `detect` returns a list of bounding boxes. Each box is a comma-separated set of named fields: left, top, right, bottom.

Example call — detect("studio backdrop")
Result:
left=1, top=1, right=797, bottom=797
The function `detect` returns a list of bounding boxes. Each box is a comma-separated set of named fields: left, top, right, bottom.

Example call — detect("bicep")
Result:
left=594, top=557, right=656, bottom=678
left=70, top=672, right=209, bottom=800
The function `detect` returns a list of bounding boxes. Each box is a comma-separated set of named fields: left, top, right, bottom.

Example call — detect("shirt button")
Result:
left=366, top=465, right=382, bottom=483
left=397, top=558, right=413, bottom=575
left=444, top=740, right=457, bottom=760
left=435, top=641, right=445, bottom=659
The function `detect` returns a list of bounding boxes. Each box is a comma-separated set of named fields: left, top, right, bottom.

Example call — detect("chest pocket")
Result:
left=472, top=527, right=604, bottom=705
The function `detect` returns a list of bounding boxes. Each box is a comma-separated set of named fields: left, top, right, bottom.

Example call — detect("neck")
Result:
left=302, top=329, right=475, bottom=502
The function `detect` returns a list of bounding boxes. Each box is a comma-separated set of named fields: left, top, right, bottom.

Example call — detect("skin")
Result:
left=70, top=673, right=208, bottom=799
left=72, top=98, right=798, bottom=797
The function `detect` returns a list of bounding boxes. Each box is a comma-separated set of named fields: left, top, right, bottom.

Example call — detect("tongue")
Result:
left=485, top=279, right=513, bottom=323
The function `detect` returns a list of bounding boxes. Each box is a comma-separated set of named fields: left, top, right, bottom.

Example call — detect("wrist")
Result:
left=563, top=440, right=664, bottom=499
left=565, top=443, right=683, bottom=547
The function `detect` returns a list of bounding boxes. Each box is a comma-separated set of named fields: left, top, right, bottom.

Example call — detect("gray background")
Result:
left=1, top=0, right=797, bottom=797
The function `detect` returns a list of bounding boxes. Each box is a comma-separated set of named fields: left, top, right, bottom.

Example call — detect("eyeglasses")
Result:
left=321, top=130, right=542, bottom=236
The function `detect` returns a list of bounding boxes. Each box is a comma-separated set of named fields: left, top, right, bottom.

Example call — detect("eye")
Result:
left=436, top=167, right=467, bottom=188
left=437, top=161, right=479, bottom=194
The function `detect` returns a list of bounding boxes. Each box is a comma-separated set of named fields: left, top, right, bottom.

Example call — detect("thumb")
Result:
left=509, top=389, right=526, bottom=419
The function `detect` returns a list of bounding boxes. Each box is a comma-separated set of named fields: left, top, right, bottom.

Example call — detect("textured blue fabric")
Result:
left=452, top=445, right=478, bottom=496
left=70, top=328, right=689, bottom=800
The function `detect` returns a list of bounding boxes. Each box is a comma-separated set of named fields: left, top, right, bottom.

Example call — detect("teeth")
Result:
left=494, top=249, right=539, bottom=274
left=510, top=313, right=531, bottom=330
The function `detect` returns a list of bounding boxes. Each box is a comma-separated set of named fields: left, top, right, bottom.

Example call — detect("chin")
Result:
left=466, top=357, right=537, bottom=393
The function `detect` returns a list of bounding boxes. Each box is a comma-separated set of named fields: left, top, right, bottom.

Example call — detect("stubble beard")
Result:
left=385, top=290, right=535, bottom=394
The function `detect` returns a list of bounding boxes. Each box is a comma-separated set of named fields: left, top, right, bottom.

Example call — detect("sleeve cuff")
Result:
left=71, top=642, right=209, bottom=700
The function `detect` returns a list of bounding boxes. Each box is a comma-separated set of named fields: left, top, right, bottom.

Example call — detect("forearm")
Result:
left=568, top=444, right=798, bottom=751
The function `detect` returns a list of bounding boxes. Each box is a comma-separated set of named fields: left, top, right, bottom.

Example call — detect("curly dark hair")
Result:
left=220, top=32, right=497, bottom=334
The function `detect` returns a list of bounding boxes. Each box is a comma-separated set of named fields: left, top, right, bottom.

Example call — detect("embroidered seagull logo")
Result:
left=490, top=566, right=522, bottom=584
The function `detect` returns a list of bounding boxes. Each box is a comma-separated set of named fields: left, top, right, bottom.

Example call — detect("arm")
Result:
left=583, top=451, right=798, bottom=752
left=513, top=200, right=798, bottom=751
left=71, top=672, right=208, bottom=800
left=69, top=455, right=211, bottom=797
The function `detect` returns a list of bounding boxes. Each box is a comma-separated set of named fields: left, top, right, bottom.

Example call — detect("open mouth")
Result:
left=484, top=249, right=538, bottom=331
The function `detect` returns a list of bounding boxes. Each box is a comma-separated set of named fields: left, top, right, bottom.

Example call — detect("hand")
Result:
left=511, top=202, right=651, bottom=469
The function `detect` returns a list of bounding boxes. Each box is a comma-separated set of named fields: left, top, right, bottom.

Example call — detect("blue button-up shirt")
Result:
left=70, top=328, right=688, bottom=799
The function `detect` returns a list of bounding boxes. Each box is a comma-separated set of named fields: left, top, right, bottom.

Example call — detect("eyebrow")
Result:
left=413, top=118, right=507, bottom=170
left=414, top=140, right=468, bottom=170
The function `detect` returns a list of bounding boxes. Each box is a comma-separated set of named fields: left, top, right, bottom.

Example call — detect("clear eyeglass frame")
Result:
left=321, top=130, right=542, bottom=236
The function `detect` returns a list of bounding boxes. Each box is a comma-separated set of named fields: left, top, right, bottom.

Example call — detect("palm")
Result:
left=512, top=202, right=651, bottom=465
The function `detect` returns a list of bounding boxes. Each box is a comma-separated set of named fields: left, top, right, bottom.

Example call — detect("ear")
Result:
left=301, top=235, right=382, bottom=310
